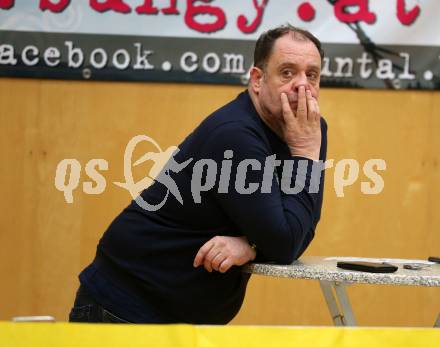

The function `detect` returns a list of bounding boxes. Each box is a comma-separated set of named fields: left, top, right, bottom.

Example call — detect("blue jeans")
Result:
left=69, top=285, right=131, bottom=323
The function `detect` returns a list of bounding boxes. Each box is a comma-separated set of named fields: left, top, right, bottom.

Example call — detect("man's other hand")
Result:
left=193, top=236, right=256, bottom=273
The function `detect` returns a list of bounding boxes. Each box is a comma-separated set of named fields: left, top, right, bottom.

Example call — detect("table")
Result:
left=244, top=256, right=440, bottom=327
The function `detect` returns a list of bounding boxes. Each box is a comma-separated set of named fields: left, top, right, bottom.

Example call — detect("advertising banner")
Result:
left=0, top=0, right=439, bottom=89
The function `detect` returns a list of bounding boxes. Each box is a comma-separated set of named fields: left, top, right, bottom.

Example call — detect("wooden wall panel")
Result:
left=0, top=78, right=439, bottom=326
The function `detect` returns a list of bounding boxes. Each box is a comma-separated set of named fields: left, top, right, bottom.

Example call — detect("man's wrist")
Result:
left=289, top=149, right=320, bottom=161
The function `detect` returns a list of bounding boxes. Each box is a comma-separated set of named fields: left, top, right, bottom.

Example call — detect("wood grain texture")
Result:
left=0, top=78, right=439, bottom=326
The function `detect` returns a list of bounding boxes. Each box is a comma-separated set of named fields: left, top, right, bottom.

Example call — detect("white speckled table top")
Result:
left=244, top=256, right=440, bottom=287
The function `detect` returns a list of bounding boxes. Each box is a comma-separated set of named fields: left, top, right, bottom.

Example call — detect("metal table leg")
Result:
left=319, top=280, right=357, bottom=326
left=435, top=313, right=440, bottom=328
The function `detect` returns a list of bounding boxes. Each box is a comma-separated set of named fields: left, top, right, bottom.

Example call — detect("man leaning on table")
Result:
left=69, top=24, right=328, bottom=324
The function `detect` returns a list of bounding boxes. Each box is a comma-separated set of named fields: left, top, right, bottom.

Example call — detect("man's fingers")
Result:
left=314, top=98, right=321, bottom=123
left=219, top=259, right=233, bottom=273
left=211, top=252, right=225, bottom=271
left=296, top=86, right=307, bottom=122
left=203, top=248, right=222, bottom=272
left=194, top=235, right=253, bottom=273
left=306, top=89, right=315, bottom=121
left=281, top=92, right=295, bottom=125
left=306, top=90, right=321, bottom=123
left=193, top=240, right=214, bottom=267
left=204, top=256, right=213, bottom=272
left=310, top=96, right=321, bottom=123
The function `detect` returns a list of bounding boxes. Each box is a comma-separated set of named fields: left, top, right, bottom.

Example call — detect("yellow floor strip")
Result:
left=0, top=322, right=438, bottom=347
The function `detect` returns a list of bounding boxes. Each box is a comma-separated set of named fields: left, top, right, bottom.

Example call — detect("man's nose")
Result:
left=291, top=73, right=309, bottom=91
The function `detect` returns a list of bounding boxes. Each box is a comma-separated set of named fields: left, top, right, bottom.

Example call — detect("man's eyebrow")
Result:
left=307, top=64, right=321, bottom=71
left=277, top=62, right=297, bottom=69
left=277, top=62, right=321, bottom=71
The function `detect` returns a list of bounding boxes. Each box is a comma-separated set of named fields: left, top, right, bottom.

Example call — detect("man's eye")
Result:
left=307, top=72, right=318, bottom=80
left=281, top=70, right=293, bottom=78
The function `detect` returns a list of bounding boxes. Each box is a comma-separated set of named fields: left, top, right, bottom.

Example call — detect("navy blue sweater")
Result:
left=80, top=90, right=327, bottom=324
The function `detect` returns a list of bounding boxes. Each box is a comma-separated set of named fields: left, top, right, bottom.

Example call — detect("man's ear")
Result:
left=249, top=66, right=263, bottom=94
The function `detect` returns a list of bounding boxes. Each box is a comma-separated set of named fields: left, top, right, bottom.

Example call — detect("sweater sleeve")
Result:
left=197, top=118, right=327, bottom=264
